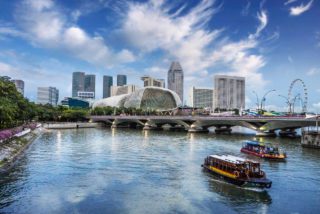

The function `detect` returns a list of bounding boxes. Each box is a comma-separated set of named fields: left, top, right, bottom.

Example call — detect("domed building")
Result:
left=92, top=87, right=182, bottom=110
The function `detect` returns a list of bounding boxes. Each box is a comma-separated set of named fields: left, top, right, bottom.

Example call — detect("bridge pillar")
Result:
left=256, top=130, right=276, bottom=137
left=215, top=126, right=232, bottom=134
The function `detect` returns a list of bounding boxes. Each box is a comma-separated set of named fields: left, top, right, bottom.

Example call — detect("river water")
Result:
left=0, top=128, right=320, bottom=213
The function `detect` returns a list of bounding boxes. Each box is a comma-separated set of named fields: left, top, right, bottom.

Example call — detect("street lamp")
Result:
left=278, top=94, right=292, bottom=113
left=260, top=89, right=276, bottom=111
left=252, top=91, right=260, bottom=111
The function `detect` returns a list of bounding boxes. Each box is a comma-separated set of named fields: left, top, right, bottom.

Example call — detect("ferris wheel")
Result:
left=288, top=79, right=308, bottom=113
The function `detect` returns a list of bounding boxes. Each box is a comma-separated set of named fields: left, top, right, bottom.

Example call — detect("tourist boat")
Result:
left=241, top=141, right=286, bottom=160
left=202, top=154, right=272, bottom=189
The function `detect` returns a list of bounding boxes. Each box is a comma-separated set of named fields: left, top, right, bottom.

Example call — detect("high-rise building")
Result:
left=213, top=75, right=245, bottom=110
left=72, top=72, right=95, bottom=99
left=72, top=72, right=85, bottom=97
left=103, top=75, right=113, bottom=98
left=12, top=79, right=24, bottom=96
left=84, top=74, right=95, bottom=98
left=168, top=61, right=184, bottom=102
left=141, top=76, right=165, bottom=88
left=190, top=87, right=214, bottom=109
left=111, top=84, right=138, bottom=96
left=37, top=87, right=59, bottom=106
left=117, top=74, right=127, bottom=86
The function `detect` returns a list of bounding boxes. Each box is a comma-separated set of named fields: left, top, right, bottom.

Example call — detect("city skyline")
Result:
left=0, top=0, right=320, bottom=111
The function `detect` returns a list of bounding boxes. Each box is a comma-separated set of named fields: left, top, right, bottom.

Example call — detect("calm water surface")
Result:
left=0, top=128, right=320, bottom=213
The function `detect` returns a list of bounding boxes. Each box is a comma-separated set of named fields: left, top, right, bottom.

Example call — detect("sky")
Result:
left=0, top=0, right=319, bottom=112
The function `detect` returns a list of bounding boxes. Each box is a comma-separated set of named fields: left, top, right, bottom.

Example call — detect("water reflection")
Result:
left=204, top=171, right=272, bottom=213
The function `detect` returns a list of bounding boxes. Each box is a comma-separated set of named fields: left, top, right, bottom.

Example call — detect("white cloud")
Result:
left=307, top=68, right=320, bottom=76
left=120, top=1, right=269, bottom=92
left=14, top=0, right=135, bottom=67
left=289, top=0, right=313, bottom=16
left=249, top=10, right=268, bottom=39
left=284, top=0, right=298, bottom=5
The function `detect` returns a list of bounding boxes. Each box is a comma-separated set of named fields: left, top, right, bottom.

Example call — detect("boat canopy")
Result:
left=209, top=154, right=259, bottom=164
left=243, top=141, right=260, bottom=146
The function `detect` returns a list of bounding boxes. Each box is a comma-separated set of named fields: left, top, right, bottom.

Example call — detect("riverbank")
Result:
left=0, top=127, right=43, bottom=173
left=43, top=122, right=101, bottom=129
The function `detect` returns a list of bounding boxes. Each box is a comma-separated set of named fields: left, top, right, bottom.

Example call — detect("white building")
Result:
left=37, top=87, right=59, bottom=106
left=190, top=87, right=214, bottom=109
left=111, top=84, right=139, bottom=96
left=12, top=79, right=24, bottom=96
left=141, top=76, right=165, bottom=88
left=214, top=75, right=245, bottom=110
left=77, top=91, right=95, bottom=99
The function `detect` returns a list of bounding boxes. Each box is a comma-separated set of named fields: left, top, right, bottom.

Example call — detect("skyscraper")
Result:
left=213, top=75, right=245, bottom=110
left=84, top=74, right=96, bottom=98
left=72, top=72, right=85, bottom=97
left=190, top=87, right=213, bottom=109
left=12, top=79, right=24, bottom=96
left=103, top=75, right=113, bottom=98
left=168, top=61, right=184, bottom=102
left=111, top=84, right=138, bottom=96
left=117, top=74, right=127, bottom=86
left=37, top=87, right=59, bottom=106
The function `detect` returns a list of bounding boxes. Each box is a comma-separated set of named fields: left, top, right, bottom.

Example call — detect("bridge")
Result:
left=90, top=115, right=318, bottom=136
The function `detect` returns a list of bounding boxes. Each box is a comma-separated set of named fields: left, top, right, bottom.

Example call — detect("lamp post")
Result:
left=252, top=91, right=260, bottom=111
left=291, top=93, right=301, bottom=114
left=260, top=89, right=276, bottom=111
left=278, top=94, right=292, bottom=114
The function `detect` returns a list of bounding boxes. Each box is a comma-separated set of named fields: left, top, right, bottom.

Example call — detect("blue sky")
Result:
left=0, top=0, right=319, bottom=112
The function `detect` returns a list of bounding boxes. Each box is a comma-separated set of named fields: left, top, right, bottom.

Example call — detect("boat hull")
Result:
left=241, top=148, right=286, bottom=160
left=202, top=165, right=272, bottom=189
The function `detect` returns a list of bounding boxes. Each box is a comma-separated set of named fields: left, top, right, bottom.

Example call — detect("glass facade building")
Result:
left=37, top=87, right=59, bottom=106
left=168, top=61, right=184, bottom=103
left=117, top=75, right=127, bottom=86
left=103, top=75, right=113, bottom=98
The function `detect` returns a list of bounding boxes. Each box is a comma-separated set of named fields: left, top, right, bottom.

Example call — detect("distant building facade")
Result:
left=72, top=71, right=95, bottom=99
left=214, top=75, right=245, bottom=110
left=117, top=74, right=127, bottom=86
left=84, top=74, right=95, bottom=98
left=111, top=84, right=138, bottom=96
left=141, top=76, right=165, bottom=88
left=37, top=87, right=59, bottom=106
left=103, top=75, right=113, bottom=98
left=77, top=91, right=95, bottom=99
left=72, top=72, right=85, bottom=97
left=168, top=61, right=184, bottom=102
left=190, top=87, right=213, bottom=109
left=61, top=97, right=90, bottom=108
left=12, top=79, right=24, bottom=96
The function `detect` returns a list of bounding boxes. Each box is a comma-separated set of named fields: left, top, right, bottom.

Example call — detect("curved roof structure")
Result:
left=92, top=87, right=182, bottom=110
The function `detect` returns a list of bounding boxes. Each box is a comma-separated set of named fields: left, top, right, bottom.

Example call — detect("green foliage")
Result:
left=0, top=78, right=90, bottom=129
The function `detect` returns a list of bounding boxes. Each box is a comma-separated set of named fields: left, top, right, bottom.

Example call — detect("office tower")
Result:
left=141, top=76, right=165, bottom=88
left=111, top=84, right=139, bottom=96
left=117, top=74, right=127, bottom=86
left=72, top=72, right=85, bottom=97
left=37, top=87, right=59, bottom=106
left=168, top=61, right=184, bottom=102
left=103, top=75, right=113, bottom=98
left=190, top=87, right=214, bottom=109
left=213, top=75, right=245, bottom=110
left=84, top=74, right=95, bottom=98
left=12, top=79, right=24, bottom=96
